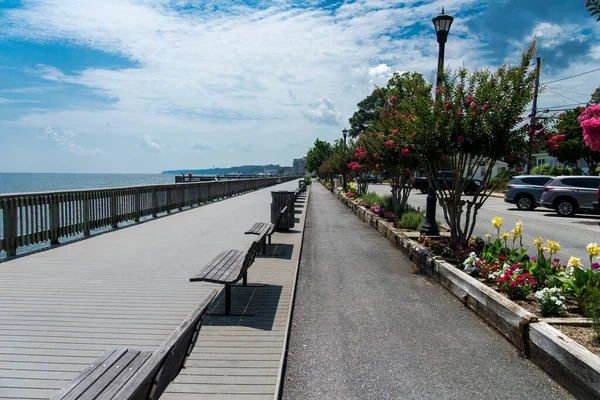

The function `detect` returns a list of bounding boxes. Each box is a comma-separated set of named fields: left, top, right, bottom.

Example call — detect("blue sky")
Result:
left=1, top=0, right=599, bottom=173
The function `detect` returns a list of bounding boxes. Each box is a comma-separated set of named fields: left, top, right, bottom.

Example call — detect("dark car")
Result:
left=504, top=175, right=554, bottom=211
left=412, top=171, right=482, bottom=195
left=540, top=176, right=600, bottom=217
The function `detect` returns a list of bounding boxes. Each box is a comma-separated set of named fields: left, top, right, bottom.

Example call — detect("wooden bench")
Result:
left=245, top=206, right=287, bottom=253
left=52, top=289, right=217, bottom=400
left=190, top=236, right=264, bottom=315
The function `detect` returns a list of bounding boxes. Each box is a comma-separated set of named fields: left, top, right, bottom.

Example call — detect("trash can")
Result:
left=271, top=191, right=295, bottom=230
left=298, top=179, right=306, bottom=192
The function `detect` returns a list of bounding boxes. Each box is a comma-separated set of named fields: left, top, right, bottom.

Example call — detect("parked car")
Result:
left=540, top=176, right=600, bottom=217
left=412, top=171, right=482, bottom=195
left=504, top=175, right=554, bottom=211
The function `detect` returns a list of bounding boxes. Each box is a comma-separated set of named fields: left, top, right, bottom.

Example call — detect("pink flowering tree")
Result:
left=352, top=80, right=421, bottom=215
left=406, top=42, right=537, bottom=245
left=578, top=104, right=600, bottom=152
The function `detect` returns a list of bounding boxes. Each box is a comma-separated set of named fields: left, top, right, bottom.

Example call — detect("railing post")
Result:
left=166, top=187, right=172, bottom=214
left=135, top=190, right=141, bottom=222
left=111, top=192, right=118, bottom=228
left=152, top=188, right=158, bottom=217
left=2, top=199, right=18, bottom=257
left=49, top=195, right=60, bottom=245
left=83, top=193, right=90, bottom=237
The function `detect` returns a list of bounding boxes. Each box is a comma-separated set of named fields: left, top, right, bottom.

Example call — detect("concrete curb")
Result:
left=325, top=181, right=600, bottom=399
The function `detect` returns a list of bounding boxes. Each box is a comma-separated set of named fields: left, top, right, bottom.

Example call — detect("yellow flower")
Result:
left=501, top=232, right=511, bottom=240
left=587, top=243, right=600, bottom=257
left=567, top=256, right=582, bottom=268
left=485, top=233, right=492, bottom=240
left=533, top=236, right=543, bottom=248
left=540, top=246, right=550, bottom=253
left=513, top=221, right=523, bottom=237
left=491, top=217, right=503, bottom=229
left=547, top=240, right=561, bottom=253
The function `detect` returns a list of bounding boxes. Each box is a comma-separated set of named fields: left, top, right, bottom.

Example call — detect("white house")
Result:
left=474, top=159, right=509, bottom=180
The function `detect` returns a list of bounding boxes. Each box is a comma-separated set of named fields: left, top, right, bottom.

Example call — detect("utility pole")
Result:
left=526, top=57, right=541, bottom=174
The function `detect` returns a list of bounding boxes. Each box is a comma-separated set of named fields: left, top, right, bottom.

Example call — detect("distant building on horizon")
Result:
left=293, top=157, right=306, bottom=176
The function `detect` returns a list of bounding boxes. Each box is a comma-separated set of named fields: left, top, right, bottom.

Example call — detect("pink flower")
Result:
left=385, top=141, right=394, bottom=149
left=411, top=131, right=417, bottom=137
left=390, top=95, right=397, bottom=103
left=470, top=112, right=476, bottom=117
left=407, top=115, right=413, bottom=121
left=436, top=87, right=444, bottom=94
left=444, top=103, right=452, bottom=110
left=371, top=132, right=377, bottom=137
left=470, top=102, right=478, bottom=110
left=457, top=136, right=464, bottom=143
left=348, top=162, right=361, bottom=170
left=376, top=163, right=381, bottom=169
left=401, top=148, right=409, bottom=156
left=516, top=166, right=523, bottom=172
left=458, top=111, right=464, bottom=117
left=374, top=153, right=379, bottom=159
left=517, top=116, right=523, bottom=121
left=392, top=129, right=399, bottom=135
left=466, top=95, right=473, bottom=102
left=483, top=104, right=489, bottom=111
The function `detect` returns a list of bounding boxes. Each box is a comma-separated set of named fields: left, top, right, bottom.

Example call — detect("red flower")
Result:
left=376, top=163, right=381, bottom=169
left=348, top=162, right=361, bottom=170
left=407, top=115, right=413, bottom=121
left=390, top=95, right=397, bottom=103
left=470, top=102, right=478, bottom=110
left=483, top=104, right=489, bottom=111
left=466, top=95, right=473, bottom=102
left=385, top=141, right=394, bottom=148
left=401, top=148, right=409, bottom=156
left=457, top=136, right=464, bottom=143
left=374, top=153, right=379, bottom=159
left=392, top=129, right=399, bottom=135
left=444, top=103, right=452, bottom=110
left=458, top=111, right=464, bottom=117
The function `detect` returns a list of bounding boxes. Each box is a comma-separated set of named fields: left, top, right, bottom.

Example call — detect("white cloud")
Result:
left=142, top=134, right=162, bottom=151
left=303, top=98, right=342, bottom=125
left=2, top=0, right=598, bottom=173
left=39, top=127, right=104, bottom=156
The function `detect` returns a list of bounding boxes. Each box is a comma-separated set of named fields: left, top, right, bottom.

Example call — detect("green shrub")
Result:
left=531, top=164, right=572, bottom=176
left=490, top=169, right=518, bottom=191
left=360, top=191, right=380, bottom=205
left=397, top=211, right=425, bottom=230
left=304, top=175, right=312, bottom=184
left=583, top=287, right=600, bottom=343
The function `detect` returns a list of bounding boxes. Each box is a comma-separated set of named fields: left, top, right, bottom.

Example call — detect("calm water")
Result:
left=0, top=173, right=176, bottom=257
left=0, top=172, right=175, bottom=195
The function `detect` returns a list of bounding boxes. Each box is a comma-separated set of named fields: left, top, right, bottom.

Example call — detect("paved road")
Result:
left=282, top=183, right=570, bottom=400
left=367, top=184, right=599, bottom=264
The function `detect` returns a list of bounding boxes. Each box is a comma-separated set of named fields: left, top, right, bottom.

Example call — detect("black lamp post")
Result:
left=342, top=128, right=348, bottom=190
left=420, top=8, right=453, bottom=236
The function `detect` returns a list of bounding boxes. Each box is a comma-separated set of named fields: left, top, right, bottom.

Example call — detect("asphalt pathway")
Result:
left=282, top=183, right=571, bottom=400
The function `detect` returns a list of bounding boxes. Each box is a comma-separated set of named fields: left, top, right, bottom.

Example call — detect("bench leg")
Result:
left=225, top=285, right=231, bottom=315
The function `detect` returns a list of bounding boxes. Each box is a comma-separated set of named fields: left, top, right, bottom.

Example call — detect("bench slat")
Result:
left=113, top=290, right=216, bottom=399
left=95, top=351, right=153, bottom=400
left=212, top=251, right=245, bottom=283
left=191, top=250, right=242, bottom=283
left=52, top=349, right=124, bottom=400
left=203, top=249, right=241, bottom=282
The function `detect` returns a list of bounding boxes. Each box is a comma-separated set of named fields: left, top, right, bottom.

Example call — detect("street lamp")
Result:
left=342, top=128, right=348, bottom=190
left=420, top=8, right=453, bottom=236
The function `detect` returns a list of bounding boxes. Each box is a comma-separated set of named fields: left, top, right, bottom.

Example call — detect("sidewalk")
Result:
left=282, top=183, right=570, bottom=399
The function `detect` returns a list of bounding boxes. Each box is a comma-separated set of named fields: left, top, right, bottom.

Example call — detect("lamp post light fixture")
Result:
left=342, top=128, right=348, bottom=190
left=420, top=8, right=453, bottom=236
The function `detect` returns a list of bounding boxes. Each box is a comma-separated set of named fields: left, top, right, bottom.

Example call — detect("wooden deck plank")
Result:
left=0, top=180, right=307, bottom=400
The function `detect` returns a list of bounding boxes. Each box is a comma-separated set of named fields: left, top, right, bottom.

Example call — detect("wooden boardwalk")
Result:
left=0, top=180, right=307, bottom=400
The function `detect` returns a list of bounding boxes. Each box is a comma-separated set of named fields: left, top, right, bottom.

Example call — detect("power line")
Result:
left=540, top=102, right=588, bottom=109
left=545, top=86, right=591, bottom=97
left=544, top=87, right=585, bottom=104
left=541, top=67, right=600, bottom=85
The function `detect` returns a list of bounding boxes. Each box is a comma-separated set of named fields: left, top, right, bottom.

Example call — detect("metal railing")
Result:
left=0, top=177, right=296, bottom=257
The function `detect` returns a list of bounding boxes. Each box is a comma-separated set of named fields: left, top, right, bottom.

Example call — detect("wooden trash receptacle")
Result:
left=271, top=191, right=295, bottom=230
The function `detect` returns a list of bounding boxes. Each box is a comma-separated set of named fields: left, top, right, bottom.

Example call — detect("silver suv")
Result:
left=504, top=175, right=554, bottom=211
left=540, top=176, right=600, bottom=217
